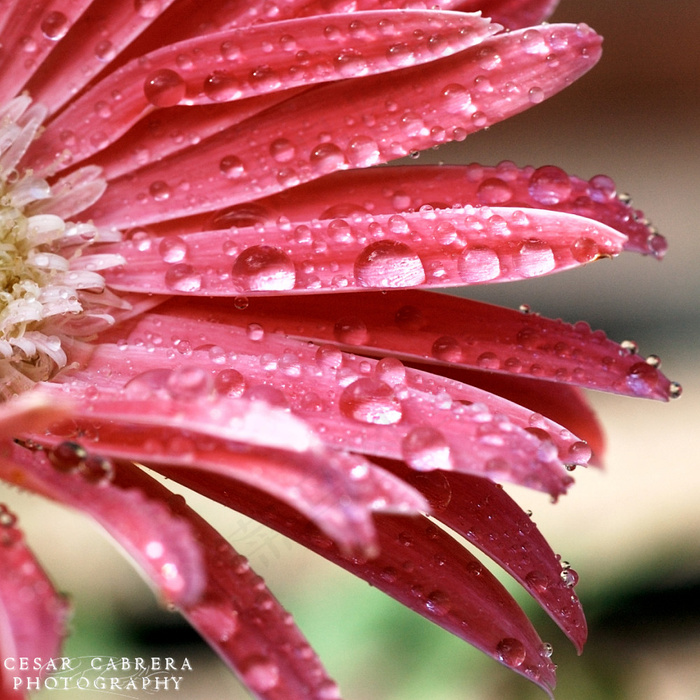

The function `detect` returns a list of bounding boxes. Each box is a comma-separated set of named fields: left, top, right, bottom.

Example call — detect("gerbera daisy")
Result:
left=0, top=0, right=680, bottom=698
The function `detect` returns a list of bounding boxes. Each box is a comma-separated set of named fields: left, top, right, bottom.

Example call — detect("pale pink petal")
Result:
left=86, top=24, right=602, bottom=228
left=101, top=206, right=626, bottom=296
left=79, top=312, right=579, bottom=496
left=0, top=0, right=92, bottom=102
left=190, top=163, right=664, bottom=259
left=156, top=467, right=559, bottom=697
left=0, top=506, right=68, bottom=698
left=32, top=11, right=497, bottom=172
left=0, top=441, right=205, bottom=607
left=109, top=461, right=343, bottom=700
left=24, top=0, right=180, bottom=115
left=396, top=465, right=587, bottom=650
left=0, top=390, right=72, bottom=440
left=34, top=380, right=428, bottom=555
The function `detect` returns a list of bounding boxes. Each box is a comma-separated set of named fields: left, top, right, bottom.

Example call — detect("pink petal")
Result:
left=156, top=466, right=559, bottom=697
left=0, top=441, right=205, bottom=607
left=108, top=462, right=342, bottom=700
left=0, top=506, right=68, bottom=697
left=22, top=0, right=180, bottom=115
left=86, top=23, right=602, bottom=227
left=0, top=390, right=72, bottom=440
left=83, top=311, right=579, bottom=496
left=102, top=206, right=627, bottom=295
left=34, top=381, right=428, bottom=556
left=0, top=0, right=92, bottom=102
left=395, top=465, right=587, bottom=650
left=146, top=291, right=680, bottom=402
left=191, top=163, right=664, bottom=259
left=32, top=11, right=497, bottom=172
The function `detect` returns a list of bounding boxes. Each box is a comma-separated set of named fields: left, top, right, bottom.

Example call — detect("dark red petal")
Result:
left=157, top=465, right=559, bottom=697
left=108, top=463, right=342, bottom=700
left=0, top=441, right=205, bottom=607
left=0, top=505, right=68, bottom=697
left=395, top=465, right=587, bottom=651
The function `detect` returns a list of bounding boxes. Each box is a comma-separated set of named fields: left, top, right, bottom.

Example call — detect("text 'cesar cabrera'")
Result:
left=4, top=656, right=194, bottom=692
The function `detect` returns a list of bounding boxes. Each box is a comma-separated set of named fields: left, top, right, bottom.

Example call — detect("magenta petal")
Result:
left=0, top=506, right=68, bottom=697
left=0, top=442, right=205, bottom=607
left=456, top=0, right=560, bottom=28
left=157, top=466, right=559, bottom=697
left=108, top=463, right=341, bottom=700
left=398, top=466, right=587, bottom=651
left=32, top=11, right=497, bottom=172
left=86, top=23, right=602, bottom=227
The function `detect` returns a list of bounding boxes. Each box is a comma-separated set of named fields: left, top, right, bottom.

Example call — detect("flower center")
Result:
left=0, top=97, right=125, bottom=398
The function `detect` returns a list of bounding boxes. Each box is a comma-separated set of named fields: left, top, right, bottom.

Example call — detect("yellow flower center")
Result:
left=0, top=97, right=125, bottom=398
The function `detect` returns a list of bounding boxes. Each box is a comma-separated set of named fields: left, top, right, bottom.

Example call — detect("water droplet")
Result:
left=516, top=240, right=555, bottom=277
left=477, top=178, right=513, bottom=205
left=144, top=69, right=186, bottom=108
left=588, top=174, right=616, bottom=202
left=527, top=86, right=545, bottom=104
left=41, top=11, right=69, bottom=40
left=158, top=236, right=188, bottom=263
left=166, top=366, right=212, bottom=400
left=164, top=263, right=203, bottom=292
left=568, top=441, right=591, bottom=464
left=219, top=155, right=245, bottom=179
left=309, top=143, right=346, bottom=174
left=333, top=317, right=369, bottom=346
left=571, top=237, right=600, bottom=263
left=80, top=454, right=115, bottom=484
left=521, top=29, right=547, bottom=54
left=625, top=361, right=659, bottom=396
left=528, top=166, right=572, bottom=205
left=375, top=357, right=406, bottom=386
left=431, top=336, right=463, bottom=363
left=246, top=323, right=265, bottom=341
left=458, top=246, right=500, bottom=283
left=525, top=570, right=550, bottom=593
left=425, top=590, right=451, bottom=616
left=134, top=0, right=162, bottom=18
left=476, top=352, right=500, bottom=369
left=232, top=245, right=296, bottom=291
left=402, top=427, right=453, bottom=471
left=245, top=384, right=288, bottom=408
left=339, top=378, right=402, bottom=425
left=49, top=441, right=87, bottom=472
left=496, top=638, right=526, bottom=668
left=241, top=656, right=279, bottom=693
left=203, top=71, right=241, bottom=101
left=269, top=138, right=296, bottom=163
left=560, top=565, right=579, bottom=588
left=0, top=505, right=17, bottom=528
left=94, top=39, right=115, bottom=62
left=346, top=136, right=380, bottom=167
left=354, top=240, right=425, bottom=288
left=214, top=369, right=246, bottom=397
left=149, top=180, right=171, bottom=201
left=540, top=642, right=554, bottom=658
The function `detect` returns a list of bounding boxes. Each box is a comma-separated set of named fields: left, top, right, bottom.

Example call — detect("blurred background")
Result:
left=5, top=1, right=699, bottom=698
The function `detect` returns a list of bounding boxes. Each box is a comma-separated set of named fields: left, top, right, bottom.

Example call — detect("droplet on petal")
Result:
left=496, top=638, right=527, bottom=668
left=40, top=11, right=69, bottom=40
left=401, top=427, right=453, bottom=471
left=144, top=69, right=186, bottom=107
left=232, top=246, right=296, bottom=292
left=354, top=240, right=426, bottom=288
left=339, top=378, right=402, bottom=425
left=458, top=247, right=500, bottom=283
left=528, top=166, right=572, bottom=205
left=240, top=656, right=280, bottom=693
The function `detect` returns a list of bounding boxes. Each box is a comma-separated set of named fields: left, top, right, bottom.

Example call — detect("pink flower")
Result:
left=0, top=1, right=680, bottom=698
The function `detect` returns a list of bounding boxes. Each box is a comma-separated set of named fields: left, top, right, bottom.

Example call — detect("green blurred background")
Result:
left=4, top=1, right=699, bottom=698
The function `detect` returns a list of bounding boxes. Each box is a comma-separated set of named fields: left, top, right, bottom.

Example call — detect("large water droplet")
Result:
left=165, top=263, right=203, bottom=292
left=232, top=245, right=296, bottom=291
left=346, top=136, right=380, bottom=167
left=241, top=656, right=279, bottom=693
left=41, top=11, right=69, bottom=40
left=516, top=240, right=555, bottom=277
left=354, top=240, right=425, bottom=288
left=458, top=246, right=500, bottom=283
left=496, top=638, right=526, bottom=668
left=159, top=236, right=188, bottom=263
left=528, top=166, right=572, bottom=205
left=339, top=378, right=402, bottom=425
left=166, top=366, right=212, bottom=401
left=214, top=369, right=246, bottom=397
left=203, top=71, right=242, bottom=102
left=309, top=143, right=346, bottom=174
left=402, top=427, right=453, bottom=471
left=625, top=362, right=659, bottom=396
left=144, top=69, right=186, bottom=108
left=134, top=0, right=162, bottom=18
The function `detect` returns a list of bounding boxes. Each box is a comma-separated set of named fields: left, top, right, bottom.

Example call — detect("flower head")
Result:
left=0, top=1, right=680, bottom=698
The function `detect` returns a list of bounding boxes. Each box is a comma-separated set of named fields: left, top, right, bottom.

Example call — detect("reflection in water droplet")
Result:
left=571, top=237, right=600, bottom=263
left=516, top=240, right=555, bottom=277
left=339, top=378, right=402, bottom=425
left=458, top=247, right=500, bottom=283
left=528, top=166, right=572, bottom=205
left=144, top=69, right=186, bottom=108
left=496, top=638, right=527, bottom=668
left=354, top=240, right=425, bottom=288
left=309, top=143, right=346, bottom=174
left=41, top=11, right=69, bottom=40
left=214, top=369, right=246, bottom=397
left=402, top=427, right=453, bottom=471
left=232, top=245, right=296, bottom=291
left=203, top=71, right=242, bottom=101
left=164, top=263, right=202, bottom=292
